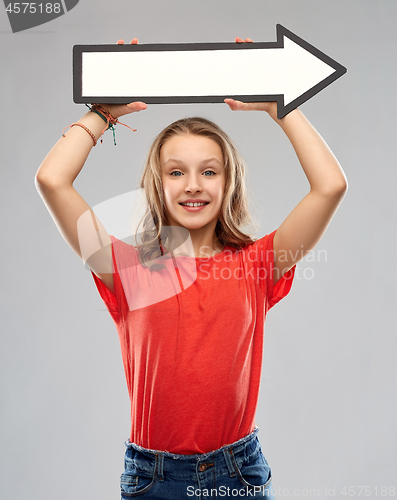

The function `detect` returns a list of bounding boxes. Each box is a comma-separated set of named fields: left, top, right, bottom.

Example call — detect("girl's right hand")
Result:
left=97, top=38, right=147, bottom=119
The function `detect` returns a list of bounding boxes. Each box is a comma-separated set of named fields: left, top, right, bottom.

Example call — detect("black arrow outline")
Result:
left=73, top=24, right=347, bottom=119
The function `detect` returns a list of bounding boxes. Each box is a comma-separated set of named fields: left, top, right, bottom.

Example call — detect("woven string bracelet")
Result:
left=62, top=122, right=97, bottom=146
left=85, top=103, right=137, bottom=145
left=62, top=104, right=137, bottom=147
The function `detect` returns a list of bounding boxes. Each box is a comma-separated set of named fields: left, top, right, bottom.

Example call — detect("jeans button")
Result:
left=199, top=462, right=213, bottom=472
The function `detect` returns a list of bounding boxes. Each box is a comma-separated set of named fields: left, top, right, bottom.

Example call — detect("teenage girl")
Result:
left=35, top=37, right=347, bottom=499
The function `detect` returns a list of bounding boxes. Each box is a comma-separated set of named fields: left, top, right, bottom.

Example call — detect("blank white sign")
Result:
left=74, top=25, right=346, bottom=118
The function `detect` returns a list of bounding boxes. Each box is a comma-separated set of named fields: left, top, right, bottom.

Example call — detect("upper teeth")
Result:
left=181, top=202, right=207, bottom=207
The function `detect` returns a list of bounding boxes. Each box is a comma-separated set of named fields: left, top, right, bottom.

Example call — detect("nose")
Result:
left=184, top=173, right=203, bottom=193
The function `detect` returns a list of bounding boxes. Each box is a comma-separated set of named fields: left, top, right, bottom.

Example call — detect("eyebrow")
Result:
left=163, top=157, right=223, bottom=167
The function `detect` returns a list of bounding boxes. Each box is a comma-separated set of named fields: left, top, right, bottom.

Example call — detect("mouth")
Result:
left=179, top=202, right=209, bottom=212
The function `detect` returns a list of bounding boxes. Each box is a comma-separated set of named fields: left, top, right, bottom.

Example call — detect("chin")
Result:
left=173, top=217, right=202, bottom=228
left=184, top=222, right=208, bottom=230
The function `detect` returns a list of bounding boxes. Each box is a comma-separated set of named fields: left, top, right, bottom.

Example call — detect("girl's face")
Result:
left=160, top=134, right=226, bottom=231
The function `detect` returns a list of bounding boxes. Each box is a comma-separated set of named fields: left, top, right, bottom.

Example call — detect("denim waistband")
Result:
left=123, top=426, right=261, bottom=481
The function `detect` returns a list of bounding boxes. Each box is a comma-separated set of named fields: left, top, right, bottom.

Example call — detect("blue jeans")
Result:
left=120, top=426, right=275, bottom=499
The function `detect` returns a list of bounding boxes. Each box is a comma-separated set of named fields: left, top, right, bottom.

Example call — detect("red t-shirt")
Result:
left=91, top=229, right=295, bottom=454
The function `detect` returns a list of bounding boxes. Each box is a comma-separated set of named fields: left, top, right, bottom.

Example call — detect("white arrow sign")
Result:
left=73, top=25, right=346, bottom=119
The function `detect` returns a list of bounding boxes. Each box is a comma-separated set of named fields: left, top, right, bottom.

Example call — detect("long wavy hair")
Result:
left=134, top=117, right=259, bottom=270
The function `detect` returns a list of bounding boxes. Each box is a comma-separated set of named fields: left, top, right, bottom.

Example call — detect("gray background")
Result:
left=1, top=1, right=396, bottom=499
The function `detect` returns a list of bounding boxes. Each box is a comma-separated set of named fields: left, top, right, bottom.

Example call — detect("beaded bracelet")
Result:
left=62, top=122, right=97, bottom=146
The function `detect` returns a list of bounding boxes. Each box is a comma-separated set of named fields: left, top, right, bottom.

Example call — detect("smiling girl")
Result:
left=35, top=37, right=347, bottom=499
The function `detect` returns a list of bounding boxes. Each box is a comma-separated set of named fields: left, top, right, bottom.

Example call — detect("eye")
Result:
left=170, top=170, right=216, bottom=177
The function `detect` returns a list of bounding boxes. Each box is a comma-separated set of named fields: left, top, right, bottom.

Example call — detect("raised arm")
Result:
left=35, top=38, right=146, bottom=294
left=226, top=39, right=348, bottom=286
left=270, top=106, right=347, bottom=283
left=226, top=99, right=347, bottom=286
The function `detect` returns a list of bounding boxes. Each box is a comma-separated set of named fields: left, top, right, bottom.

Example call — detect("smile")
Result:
left=179, top=202, right=209, bottom=212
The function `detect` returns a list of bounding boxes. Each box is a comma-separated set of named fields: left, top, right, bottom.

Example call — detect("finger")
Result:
left=130, top=38, right=139, bottom=44
left=224, top=98, right=248, bottom=111
left=235, top=37, right=253, bottom=43
left=224, top=98, right=240, bottom=110
left=126, top=101, right=147, bottom=111
left=117, top=39, right=125, bottom=45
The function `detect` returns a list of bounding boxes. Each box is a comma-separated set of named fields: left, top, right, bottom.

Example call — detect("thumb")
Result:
left=224, top=99, right=249, bottom=111
left=126, top=102, right=147, bottom=112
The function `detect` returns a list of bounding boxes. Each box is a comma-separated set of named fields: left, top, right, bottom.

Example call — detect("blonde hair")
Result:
left=134, top=117, right=258, bottom=269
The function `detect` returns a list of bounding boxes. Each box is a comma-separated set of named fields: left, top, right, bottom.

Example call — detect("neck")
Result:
left=167, top=220, right=223, bottom=258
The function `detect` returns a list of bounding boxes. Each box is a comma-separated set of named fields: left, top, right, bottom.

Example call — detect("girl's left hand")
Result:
left=224, top=37, right=278, bottom=118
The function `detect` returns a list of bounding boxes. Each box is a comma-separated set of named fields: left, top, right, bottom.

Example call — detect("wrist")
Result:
left=269, top=107, right=301, bottom=125
left=267, top=102, right=279, bottom=121
left=89, top=104, right=118, bottom=124
left=86, top=104, right=119, bottom=145
left=91, top=108, right=111, bottom=129
left=80, top=112, right=109, bottom=140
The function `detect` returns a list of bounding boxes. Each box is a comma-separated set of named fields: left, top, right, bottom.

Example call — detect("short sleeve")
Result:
left=90, top=235, right=135, bottom=322
left=254, top=229, right=296, bottom=310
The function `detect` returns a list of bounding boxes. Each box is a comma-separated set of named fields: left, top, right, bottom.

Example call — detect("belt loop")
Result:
left=222, top=447, right=236, bottom=477
left=156, top=452, right=164, bottom=482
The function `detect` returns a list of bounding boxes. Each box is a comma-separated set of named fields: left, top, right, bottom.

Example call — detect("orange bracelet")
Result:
left=62, top=122, right=97, bottom=147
